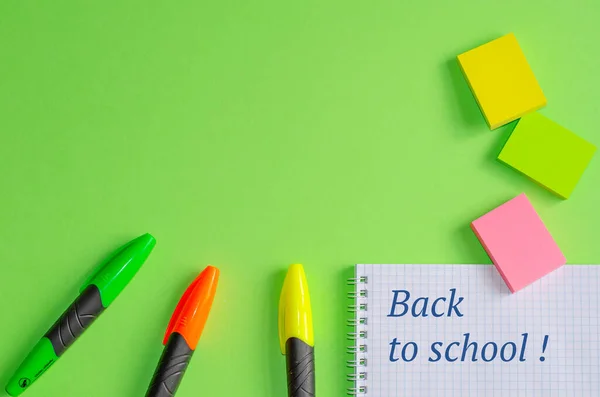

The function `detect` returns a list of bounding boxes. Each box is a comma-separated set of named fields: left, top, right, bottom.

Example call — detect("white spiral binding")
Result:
left=347, top=276, right=368, bottom=395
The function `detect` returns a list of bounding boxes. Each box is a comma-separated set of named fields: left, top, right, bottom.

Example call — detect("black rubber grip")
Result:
left=145, top=333, right=194, bottom=397
left=286, top=337, right=316, bottom=397
left=45, top=284, right=105, bottom=356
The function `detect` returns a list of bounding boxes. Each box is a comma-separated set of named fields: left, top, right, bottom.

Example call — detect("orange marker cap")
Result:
left=163, top=266, right=220, bottom=350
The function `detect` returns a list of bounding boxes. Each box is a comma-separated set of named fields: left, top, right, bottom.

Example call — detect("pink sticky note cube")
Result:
left=471, top=193, right=566, bottom=293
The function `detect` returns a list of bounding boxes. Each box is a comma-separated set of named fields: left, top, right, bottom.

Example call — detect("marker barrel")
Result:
left=45, top=285, right=105, bottom=355
left=5, top=285, right=105, bottom=396
left=286, top=337, right=316, bottom=397
left=145, top=333, right=194, bottom=397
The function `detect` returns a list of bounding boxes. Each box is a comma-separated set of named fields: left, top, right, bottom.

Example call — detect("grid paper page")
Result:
left=354, top=264, right=600, bottom=397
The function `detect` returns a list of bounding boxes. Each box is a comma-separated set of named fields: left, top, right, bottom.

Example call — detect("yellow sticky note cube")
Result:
left=457, top=33, right=546, bottom=130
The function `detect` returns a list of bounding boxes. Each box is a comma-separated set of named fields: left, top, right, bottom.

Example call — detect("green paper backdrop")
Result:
left=1, top=1, right=598, bottom=396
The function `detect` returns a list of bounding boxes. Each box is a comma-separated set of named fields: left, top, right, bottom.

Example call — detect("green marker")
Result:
left=5, top=233, right=156, bottom=396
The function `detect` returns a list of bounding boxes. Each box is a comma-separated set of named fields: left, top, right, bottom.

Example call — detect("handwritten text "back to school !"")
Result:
left=385, top=289, right=550, bottom=363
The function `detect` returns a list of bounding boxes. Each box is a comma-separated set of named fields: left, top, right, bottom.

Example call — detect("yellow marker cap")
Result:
left=278, top=264, right=314, bottom=354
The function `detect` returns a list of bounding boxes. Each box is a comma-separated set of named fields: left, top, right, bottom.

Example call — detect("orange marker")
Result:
left=145, top=266, right=220, bottom=397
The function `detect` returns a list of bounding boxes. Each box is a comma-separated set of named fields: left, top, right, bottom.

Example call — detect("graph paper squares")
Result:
left=471, top=194, right=566, bottom=292
left=457, top=33, right=546, bottom=130
left=354, top=264, right=600, bottom=396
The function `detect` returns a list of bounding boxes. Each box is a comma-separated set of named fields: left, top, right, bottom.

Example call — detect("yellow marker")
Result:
left=457, top=33, right=546, bottom=130
left=278, top=264, right=315, bottom=396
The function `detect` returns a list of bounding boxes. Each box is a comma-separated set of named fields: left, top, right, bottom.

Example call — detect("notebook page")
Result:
left=354, top=264, right=600, bottom=397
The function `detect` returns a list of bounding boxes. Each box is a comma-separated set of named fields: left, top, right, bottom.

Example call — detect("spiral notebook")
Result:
left=348, top=264, right=600, bottom=397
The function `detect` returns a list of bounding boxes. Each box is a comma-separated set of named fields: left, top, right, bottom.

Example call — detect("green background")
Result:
left=1, top=1, right=598, bottom=396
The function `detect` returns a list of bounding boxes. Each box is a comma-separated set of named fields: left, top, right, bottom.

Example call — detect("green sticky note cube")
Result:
left=498, top=113, right=596, bottom=199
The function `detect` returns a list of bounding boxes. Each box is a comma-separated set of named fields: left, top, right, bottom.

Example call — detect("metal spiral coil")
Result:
left=347, top=276, right=368, bottom=285
left=348, top=372, right=367, bottom=381
left=348, top=386, right=368, bottom=395
left=346, top=345, right=367, bottom=353
left=347, top=276, right=368, bottom=395
left=347, top=331, right=368, bottom=340
left=346, top=357, right=367, bottom=368
left=347, top=289, right=368, bottom=299
left=347, top=303, right=368, bottom=313
left=347, top=318, right=367, bottom=326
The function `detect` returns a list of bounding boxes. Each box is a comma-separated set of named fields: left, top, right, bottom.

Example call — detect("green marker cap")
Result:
left=80, top=233, right=156, bottom=307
